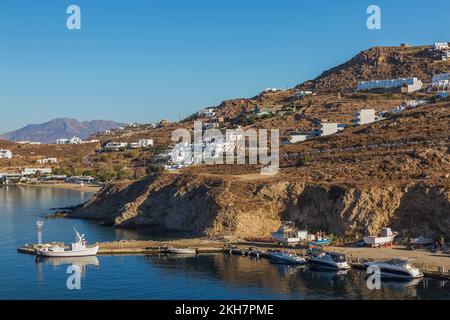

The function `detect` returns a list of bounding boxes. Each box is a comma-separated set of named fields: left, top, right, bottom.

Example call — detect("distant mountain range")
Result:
left=0, top=118, right=125, bottom=143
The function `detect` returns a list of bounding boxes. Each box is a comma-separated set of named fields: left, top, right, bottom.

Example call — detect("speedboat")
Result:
left=308, top=252, right=351, bottom=270
left=167, top=247, right=197, bottom=255
left=363, top=258, right=424, bottom=280
left=35, top=229, right=99, bottom=257
left=268, top=251, right=307, bottom=265
left=363, top=227, right=398, bottom=247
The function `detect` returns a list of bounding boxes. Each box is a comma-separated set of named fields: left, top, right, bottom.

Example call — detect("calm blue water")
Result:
left=1, top=186, right=449, bottom=300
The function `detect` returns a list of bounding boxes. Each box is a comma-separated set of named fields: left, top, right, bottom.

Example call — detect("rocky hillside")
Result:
left=298, top=45, right=449, bottom=92
left=1, top=118, right=125, bottom=143
left=72, top=173, right=450, bottom=240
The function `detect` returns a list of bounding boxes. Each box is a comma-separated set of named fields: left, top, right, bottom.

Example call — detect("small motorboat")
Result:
left=308, top=252, right=351, bottom=270
left=363, top=228, right=398, bottom=247
left=268, top=251, right=307, bottom=265
left=410, top=236, right=433, bottom=246
left=167, top=247, right=197, bottom=255
left=35, top=229, right=99, bottom=257
left=363, top=258, right=424, bottom=280
left=308, top=238, right=332, bottom=246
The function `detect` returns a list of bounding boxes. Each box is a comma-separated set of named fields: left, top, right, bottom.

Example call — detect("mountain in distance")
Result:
left=0, top=118, right=126, bottom=143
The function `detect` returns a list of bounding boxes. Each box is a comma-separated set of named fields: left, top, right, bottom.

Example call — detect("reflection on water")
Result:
left=1, top=186, right=450, bottom=299
left=144, top=254, right=450, bottom=300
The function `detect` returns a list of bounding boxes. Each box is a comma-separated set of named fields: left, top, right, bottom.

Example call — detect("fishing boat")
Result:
left=268, top=251, right=307, bottom=265
left=35, top=229, right=99, bottom=257
left=271, top=221, right=307, bottom=246
left=363, top=258, right=424, bottom=280
left=167, top=247, right=197, bottom=255
left=363, top=228, right=398, bottom=247
left=308, top=252, right=351, bottom=270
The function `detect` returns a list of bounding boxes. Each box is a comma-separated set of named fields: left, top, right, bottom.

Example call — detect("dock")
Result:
left=17, top=240, right=450, bottom=280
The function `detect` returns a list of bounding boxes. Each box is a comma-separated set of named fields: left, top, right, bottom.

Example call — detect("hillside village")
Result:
left=1, top=42, right=450, bottom=240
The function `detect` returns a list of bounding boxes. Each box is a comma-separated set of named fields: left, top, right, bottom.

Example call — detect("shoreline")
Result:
left=18, top=238, right=450, bottom=279
left=1, top=183, right=102, bottom=193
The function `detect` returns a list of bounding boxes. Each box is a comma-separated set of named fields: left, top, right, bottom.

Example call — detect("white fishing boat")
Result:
left=271, top=221, right=307, bottom=246
left=363, top=258, right=424, bottom=280
left=363, top=228, right=398, bottom=247
left=167, top=247, right=197, bottom=255
left=308, top=252, right=351, bottom=270
left=35, top=229, right=99, bottom=257
left=268, top=251, right=307, bottom=265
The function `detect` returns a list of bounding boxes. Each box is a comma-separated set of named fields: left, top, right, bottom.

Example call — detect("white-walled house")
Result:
left=21, top=168, right=52, bottom=176
left=138, top=139, right=153, bottom=147
left=320, top=123, right=340, bottom=137
left=0, top=149, right=12, bottom=159
left=289, top=134, right=309, bottom=144
left=353, top=109, right=376, bottom=126
left=432, top=73, right=450, bottom=89
left=56, top=136, right=82, bottom=145
left=357, top=77, right=423, bottom=93
left=103, top=142, right=128, bottom=151
left=434, top=42, right=449, bottom=50
left=36, top=158, right=57, bottom=164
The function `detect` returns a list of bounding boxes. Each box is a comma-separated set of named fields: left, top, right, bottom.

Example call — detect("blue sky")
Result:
left=1, top=0, right=449, bottom=132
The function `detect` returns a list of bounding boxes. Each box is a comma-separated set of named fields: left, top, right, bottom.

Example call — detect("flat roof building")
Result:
left=354, top=109, right=376, bottom=126
left=357, top=77, right=423, bottom=93
left=0, top=149, right=12, bottom=159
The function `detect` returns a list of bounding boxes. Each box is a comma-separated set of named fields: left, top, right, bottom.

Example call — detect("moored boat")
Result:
left=268, top=251, right=307, bottom=265
left=167, top=247, right=197, bottom=255
left=363, top=258, right=424, bottom=280
left=35, top=229, right=99, bottom=257
left=308, top=252, right=351, bottom=270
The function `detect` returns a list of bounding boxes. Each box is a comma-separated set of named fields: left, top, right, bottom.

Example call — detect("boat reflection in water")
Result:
left=35, top=255, right=100, bottom=279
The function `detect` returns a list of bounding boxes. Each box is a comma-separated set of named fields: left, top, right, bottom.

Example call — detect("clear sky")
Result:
left=1, top=0, right=449, bottom=132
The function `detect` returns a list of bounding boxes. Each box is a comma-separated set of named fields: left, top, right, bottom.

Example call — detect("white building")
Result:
left=139, top=139, right=153, bottom=147
left=320, top=123, right=340, bottom=137
left=103, top=142, right=128, bottom=151
left=56, top=138, right=70, bottom=145
left=56, top=136, right=82, bottom=145
left=198, top=108, right=216, bottom=118
left=0, top=149, right=12, bottom=159
left=289, top=134, right=309, bottom=144
left=432, top=73, right=450, bottom=90
left=353, top=109, right=376, bottom=126
left=21, top=168, right=52, bottom=176
left=434, top=42, right=449, bottom=50
left=357, top=77, right=423, bottom=93
left=36, top=158, right=58, bottom=164
left=293, top=90, right=313, bottom=98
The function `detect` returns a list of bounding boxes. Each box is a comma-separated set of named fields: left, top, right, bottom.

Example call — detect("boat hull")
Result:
left=167, top=248, right=197, bottom=255
left=308, top=259, right=351, bottom=270
left=363, top=233, right=398, bottom=246
left=36, top=246, right=99, bottom=257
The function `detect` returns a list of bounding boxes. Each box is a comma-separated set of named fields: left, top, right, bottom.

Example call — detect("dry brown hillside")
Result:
left=298, top=45, right=449, bottom=92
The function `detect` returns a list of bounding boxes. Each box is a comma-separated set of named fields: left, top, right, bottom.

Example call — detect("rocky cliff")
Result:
left=72, top=173, right=450, bottom=239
